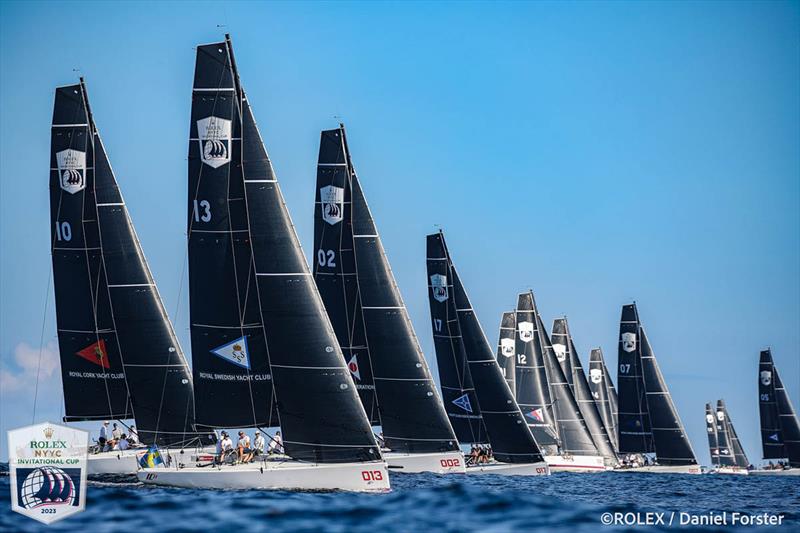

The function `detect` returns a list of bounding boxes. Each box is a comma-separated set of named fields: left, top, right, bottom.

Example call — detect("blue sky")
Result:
left=1, top=1, right=798, bottom=464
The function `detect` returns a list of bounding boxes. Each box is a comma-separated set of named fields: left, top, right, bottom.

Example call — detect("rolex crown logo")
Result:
left=43, top=426, right=54, bottom=439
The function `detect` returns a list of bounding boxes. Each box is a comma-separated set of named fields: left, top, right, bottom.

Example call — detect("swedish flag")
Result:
left=138, top=447, right=164, bottom=468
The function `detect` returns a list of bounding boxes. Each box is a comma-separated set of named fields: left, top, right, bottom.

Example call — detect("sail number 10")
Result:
left=55, top=221, right=72, bottom=241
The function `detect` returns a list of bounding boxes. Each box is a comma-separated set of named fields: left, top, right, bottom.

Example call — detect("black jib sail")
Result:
left=52, top=80, right=206, bottom=446
left=617, top=303, right=655, bottom=454
left=639, top=326, right=696, bottom=465
left=759, top=349, right=800, bottom=467
left=716, top=400, right=748, bottom=468
left=705, top=403, right=719, bottom=466
left=425, top=234, right=486, bottom=444
left=773, top=367, right=800, bottom=467
left=312, top=127, right=378, bottom=424
left=495, top=312, right=517, bottom=396
left=427, top=232, right=542, bottom=463
left=552, top=318, right=617, bottom=461
left=314, top=125, right=458, bottom=454
left=589, top=348, right=619, bottom=452
left=533, top=307, right=598, bottom=456
left=190, top=35, right=380, bottom=463
left=514, top=293, right=558, bottom=448
left=51, top=82, right=131, bottom=422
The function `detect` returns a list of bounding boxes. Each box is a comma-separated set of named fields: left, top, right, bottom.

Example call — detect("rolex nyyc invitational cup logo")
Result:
left=8, top=422, right=88, bottom=524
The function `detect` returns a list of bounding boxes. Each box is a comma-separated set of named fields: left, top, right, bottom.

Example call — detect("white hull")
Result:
left=750, top=468, right=800, bottom=476
left=384, top=451, right=466, bottom=474
left=544, top=454, right=609, bottom=473
left=88, top=450, right=142, bottom=475
left=138, top=459, right=391, bottom=492
left=466, top=461, right=550, bottom=476
left=714, top=466, right=749, bottom=476
left=614, top=464, right=702, bottom=474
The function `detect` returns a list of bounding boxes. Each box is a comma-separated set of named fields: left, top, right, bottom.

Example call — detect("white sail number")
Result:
left=619, top=363, right=631, bottom=374
left=55, top=221, right=72, bottom=241
left=193, top=199, right=212, bottom=223
left=317, top=249, right=336, bottom=268
left=517, top=354, right=527, bottom=364
left=433, top=318, right=443, bottom=332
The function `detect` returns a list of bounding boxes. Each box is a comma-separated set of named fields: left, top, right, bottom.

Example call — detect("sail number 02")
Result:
left=317, top=249, right=336, bottom=267
left=55, top=221, right=72, bottom=241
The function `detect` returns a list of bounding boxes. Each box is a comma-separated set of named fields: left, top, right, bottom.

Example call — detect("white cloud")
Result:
left=0, top=340, right=60, bottom=394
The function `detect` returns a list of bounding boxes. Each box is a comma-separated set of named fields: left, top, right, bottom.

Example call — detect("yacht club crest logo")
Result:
left=517, top=321, right=534, bottom=342
left=8, top=422, right=88, bottom=524
left=56, top=149, right=86, bottom=194
left=452, top=393, right=473, bottom=413
left=552, top=343, right=567, bottom=362
left=197, top=116, right=232, bottom=168
left=705, top=414, right=715, bottom=425
left=210, top=336, right=250, bottom=369
left=500, top=338, right=514, bottom=358
left=319, top=185, right=344, bottom=225
left=430, top=274, right=448, bottom=303
left=621, top=332, right=637, bottom=352
left=760, top=370, right=772, bottom=386
left=589, top=368, right=603, bottom=384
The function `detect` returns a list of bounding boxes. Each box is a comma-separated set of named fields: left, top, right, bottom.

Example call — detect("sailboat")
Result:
left=704, top=403, right=720, bottom=470
left=752, top=349, right=800, bottom=475
left=49, top=79, right=213, bottom=475
left=426, top=232, right=549, bottom=476
left=551, top=318, right=618, bottom=466
left=588, top=348, right=619, bottom=453
left=615, top=303, right=700, bottom=473
left=514, top=293, right=607, bottom=472
left=713, top=400, right=749, bottom=475
left=138, top=35, right=389, bottom=492
left=312, top=125, right=463, bottom=474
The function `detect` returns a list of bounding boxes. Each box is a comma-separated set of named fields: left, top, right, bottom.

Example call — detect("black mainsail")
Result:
left=495, top=312, right=517, bottom=396
left=588, top=348, right=619, bottom=452
left=427, top=232, right=542, bottom=463
left=705, top=403, right=719, bottom=466
left=52, top=80, right=205, bottom=446
left=716, top=400, right=748, bottom=468
left=314, top=125, right=458, bottom=454
left=759, top=349, right=800, bottom=467
left=552, top=318, right=617, bottom=461
left=514, top=293, right=558, bottom=448
left=189, top=35, right=379, bottom=463
left=617, top=303, right=655, bottom=454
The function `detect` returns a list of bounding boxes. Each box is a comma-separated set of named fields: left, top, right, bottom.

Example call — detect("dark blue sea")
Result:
left=1, top=467, right=797, bottom=532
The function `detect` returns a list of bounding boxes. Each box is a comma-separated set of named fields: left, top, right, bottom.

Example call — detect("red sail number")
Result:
left=440, top=458, right=461, bottom=467
left=361, top=470, right=383, bottom=481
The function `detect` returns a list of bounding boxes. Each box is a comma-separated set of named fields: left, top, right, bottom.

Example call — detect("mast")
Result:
left=187, top=37, right=277, bottom=429
left=639, top=326, right=696, bottom=465
left=553, top=318, right=617, bottom=461
left=588, top=348, right=619, bottom=452
left=314, top=124, right=459, bottom=453
left=425, top=233, right=486, bottom=444
left=427, top=232, right=543, bottom=463
left=514, top=292, right=558, bottom=449
left=704, top=403, right=719, bottom=466
left=83, top=79, right=208, bottom=446
left=534, top=309, right=599, bottom=456
left=50, top=82, right=131, bottom=422
left=616, top=303, right=655, bottom=454
left=495, top=312, right=517, bottom=397
left=312, top=127, right=378, bottom=423
left=758, top=349, right=785, bottom=460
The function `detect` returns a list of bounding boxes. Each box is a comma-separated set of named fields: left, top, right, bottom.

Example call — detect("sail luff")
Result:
left=704, top=403, right=719, bottom=466
left=495, top=312, right=517, bottom=397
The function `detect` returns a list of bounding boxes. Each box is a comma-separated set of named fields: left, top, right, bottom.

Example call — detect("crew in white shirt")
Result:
left=216, top=431, right=233, bottom=464
left=252, top=431, right=266, bottom=459
left=128, top=426, right=140, bottom=445
left=237, top=431, right=252, bottom=463
left=268, top=431, right=283, bottom=455
left=111, top=423, right=122, bottom=440
left=99, top=421, right=110, bottom=445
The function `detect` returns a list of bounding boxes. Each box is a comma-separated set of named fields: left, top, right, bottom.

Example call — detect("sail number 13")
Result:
left=193, top=199, right=212, bottom=223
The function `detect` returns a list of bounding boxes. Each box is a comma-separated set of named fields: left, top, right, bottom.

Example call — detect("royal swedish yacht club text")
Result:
left=199, top=373, right=270, bottom=381
left=601, top=511, right=784, bottom=527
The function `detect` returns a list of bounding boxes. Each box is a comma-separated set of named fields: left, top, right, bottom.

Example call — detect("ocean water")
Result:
left=0, top=467, right=797, bottom=532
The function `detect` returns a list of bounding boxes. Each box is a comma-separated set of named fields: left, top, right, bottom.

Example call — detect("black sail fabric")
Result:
left=759, top=350, right=785, bottom=460
left=705, top=403, right=719, bottom=466
left=83, top=81, right=210, bottom=447
left=428, top=232, right=543, bottom=464
left=514, top=293, right=558, bottom=448
left=714, top=401, right=735, bottom=467
left=188, top=39, right=277, bottom=429
left=617, top=303, right=654, bottom=454
left=221, top=38, right=380, bottom=463
left=589, top=348, right=619, bottom=452
left=50, top=83, right=131, bottom=422
left=639, top=327, right=696, bottom=465
left=495, top=312, right=517, bottom=397
left=553, top=319, right=617, bottom=461
left=773, top=363, right=800, bottom=467
left=425, top=234, right=486, bottom=444
left=550, top=319, right=574, bottom=389
left=534, top=311, right=598, bottom=456
left=312, top=128, right=379, bottom=424
left=722, top=403, right=749, bottom=468
left=342, top=130, right=459, bottom=453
